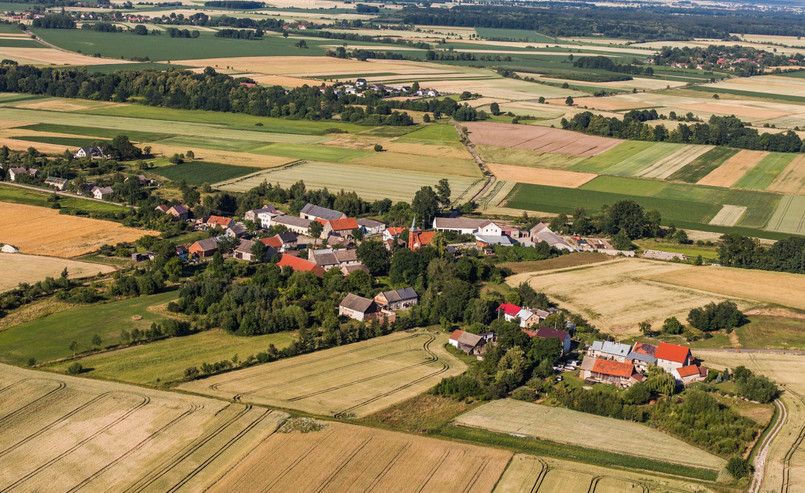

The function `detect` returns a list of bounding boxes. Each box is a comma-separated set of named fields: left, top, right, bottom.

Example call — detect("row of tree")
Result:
left=718, top=234, right=805, bottom=274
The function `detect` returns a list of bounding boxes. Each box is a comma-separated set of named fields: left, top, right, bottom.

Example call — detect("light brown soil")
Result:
left=464, top=122, right=622, bottom=157
left=697, top=149, right=767, bottom=187
left=486, top=163, right=597, bottom=188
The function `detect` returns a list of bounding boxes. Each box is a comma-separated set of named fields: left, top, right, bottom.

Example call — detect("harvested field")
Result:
left=645, top=265, right=805, bottom=311
left=0, top=253, right=114, bottom=292
left=708, top=204, right=747, bottom=227
left=0, top=46, right=127, bottom=66
left=209, top=420, right=510, bottom=493
left=215, top=161, right=484, bottom=203
left=697, top=149, right=768, bottom=187
left=678, top=101, right=791, bottom=121
left=0, top=202, right=154, bottom=257
left=476, top=146, right=584, bottom=169
left=464, top=122, right=622, bottom=157
left=179, top=330, right=467, bottom=418
left=486, top=163, right=596, bottom=188
left=767, top=155, right=805, bottom=195
left=635, top=144, right=714, bottom=180
left=456, top=399, right=724, bottom=469
left=506, top=258, right=754, bottom=336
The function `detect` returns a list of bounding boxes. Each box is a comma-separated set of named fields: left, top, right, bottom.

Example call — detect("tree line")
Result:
left=718, top=234, right=805, bottom=273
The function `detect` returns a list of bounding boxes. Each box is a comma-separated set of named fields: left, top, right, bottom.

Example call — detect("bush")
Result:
left=726, top=457, right=750, bottom=479
left=511, top=387, right=536, bottom=402
left=67, top=362, right=83, bottom=375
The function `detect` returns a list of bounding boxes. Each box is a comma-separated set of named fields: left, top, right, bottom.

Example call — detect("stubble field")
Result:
left=0, top=253, right=114, bottom=292
left=179, top=330, right=467, bottom=418
left=464, top=122, right=622, bottom=156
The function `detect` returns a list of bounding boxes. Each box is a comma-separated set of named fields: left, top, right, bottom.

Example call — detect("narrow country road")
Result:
left=0, top=182, right=137, bottom=209
left=694, top=348, right=805, bottom=355
left=750, top=399, right=787, bottom=493
left=451, top=119, right=496, bottom=204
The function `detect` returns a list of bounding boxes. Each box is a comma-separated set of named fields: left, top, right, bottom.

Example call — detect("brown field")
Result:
left=569, top=96, right=650, bottom=112
left=499, top=252, right=613, bottom=274
left=0, top=47, right=129, bottom=66
left=697, top=149, right=768, bottom=187
left=678, top=101, right=790, bottom=121
left=645, top=266, right=805, bottom=311
left=767, top=155, right=805, bottom=195
left=179, top=56, right=458, bottom=77
left=239, top=74, right=324, bottom=87
left=486, top=163, right=597, bottom=188
left=0, top=253, right=114, bottom=292
left=179, top=330, right=467, bottom=418
left=209, top=420, right=511, bottom=493
left=464, top=122, right=622, bottom=157
left=0, top=202, right=155, bottom=257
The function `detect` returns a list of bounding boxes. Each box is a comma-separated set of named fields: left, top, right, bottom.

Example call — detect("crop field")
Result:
left=476, top=146, right=584, bottom=169
left=48, top=329, right=295, bottom=386
left=179, top=330, right=467, bottom=418
left=589, top=142, right=684, bottom=177
left=708, top=205, right=747, bottom=227
left=569, top=140, right=657, bottom=174
left=153, top=161, right=260, bottom=186
left=209, top=420, right=510, bottom=493
left=506, top=258, right=757, bottom=336
left=667, top=147, right=739, bottom=183
left=634, top=144, right=714, bottom=180
left=0, top=291, right=178, bottom=366
left=216, top=161, right=484, bottom=203
left=0, top=253, right=114, bottom=293
left=0, top=364, right=289, bottom=492
left=768, top=155, right=805, bottom=195
left=697, top=351, right=805, bottom=492
left=766, top=195, right=805, bottom=235
left=0, top=46, right=127, bottom=66
left=486, top=163, right=596, bottom=188
left=494, top=454, right=714, bottom=493
left=464, top=122, right=622, bottom=157
left=456, top=399, right=724, bottom=469
left=731, top=153, right=797, bottom=190
left=0, top=202, right=154, bottom=258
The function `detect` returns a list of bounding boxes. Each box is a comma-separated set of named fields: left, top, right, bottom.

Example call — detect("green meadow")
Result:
left=153, top=161, right=260, bottom=186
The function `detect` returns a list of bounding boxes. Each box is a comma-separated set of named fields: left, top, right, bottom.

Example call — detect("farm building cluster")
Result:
left=581, top=341, right=705, bottom=387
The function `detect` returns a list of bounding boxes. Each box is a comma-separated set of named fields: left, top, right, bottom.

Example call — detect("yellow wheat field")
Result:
left=0, top=253, right=114, bottom=292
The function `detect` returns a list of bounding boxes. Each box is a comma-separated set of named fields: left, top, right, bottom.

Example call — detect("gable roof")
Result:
left=379, top=287, right=417, bottom=303
left=498, top=303, right=522, bottom=317
left=277, top=232, right=297, bottom=243
left=273, top=215, right=311, bottom=228
left=207, top=215, right=233, bottom=227
left=261, top=236, right=283, bottom=248
left=300, top=203, right=345, bottom=221
left=515, top=308, right=534, bottom=320
left=327, top=217, right=359, bottom=231
left=227, top=224, right=247, bottom=235
left=155, top=204, right=169, bottom=213
left=475, top=234, right=514, bottom=246
left=357, top=218, right=385, bottom=228
left=592, top=359, right=635, bottom=378
left=433, top=217, right=487, bottom=230
left=93, top=186, right=114, bottom=195
left=656, top=342, right=692, bottom=364
left=339, top=293, right=376, bottom=313
left=310, top=248, right=358, bottom=266
left=169, top=204, right=188, bottom=215
left=276, top=254, right=324, bottom=276
left=591, top=340, right=631, bottom=358
left=449, top=329, right=483, bottom=347
left=385, top=227, right=406, bottom=237
left=677, top=364, right=701, bottom=378
left=234, top=239, right=255, bottom=254
left=628, top=342, right=658, bottom=363
left=192, top=237, right=218, bottom=251
left=535, top=326, right=569, bottom=341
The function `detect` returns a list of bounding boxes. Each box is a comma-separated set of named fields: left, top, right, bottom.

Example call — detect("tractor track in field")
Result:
left=461, top=457, right=491, bottom=493
left=314, top=437, right=373, bottom=492
left=257, top=430, right=336, bottom=493
left=780, top=389, right=805, bottom=493
left=0, top=379, right=66, bottom=427
left=2, top=394, right=150, bottom=492
left=414, top=449, right=451, bottom=493
left=123, top=404, right=252, bottom=493
left=361, top=442, right=412, bottom=492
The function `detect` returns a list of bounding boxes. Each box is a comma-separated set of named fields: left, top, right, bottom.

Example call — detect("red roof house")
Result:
left=206, top=215, right=234, bottom=229
left=323, top=217, right=359, bottom=237
left=656, top=342, right=693, bottom=371
left=584, top=358, right=642, bottom=387
left=276, top=254, right=324, bottom=277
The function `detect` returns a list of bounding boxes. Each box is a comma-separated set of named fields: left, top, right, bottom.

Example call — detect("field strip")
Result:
left=455, top=399, right=725, bottom=469
left=764, top=195, right=805, bottom=235
left=486, top=163, right=597, bottom=188
left=636, top=145, right=713, bottom=179
left=767, top=155, right=805, bottom=195
left=697, top=149, right=768, bottom=187
left=708, top=205, right=748, bottom=227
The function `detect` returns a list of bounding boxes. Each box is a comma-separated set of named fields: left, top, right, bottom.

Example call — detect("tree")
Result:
left=645, top=366, right=676, bottom=395
left=373, top=144, right=383, bottom=152
left=490, top=102, right=501, bottom=115
left=296, top=39, right=308, bottom=48
left=69, top=340, right=79, bottom=356
left=91, top=334, right=102, bottom=347
left=435, top=178, right=451, bottom=210
left=412, top=186, right=439, bottom=226
left=639, top=320, right=652, bottom=337
left=67, top=362, right=83, bottom=375
left=186, top=150, right=194, bottom=160
left=623, top=382, right=651, bottom=404
left=527, top=337, right=561, bottom=365
left=356, top=239, right=390, bottom=275
left=565, top=96, right=574, bottom=106
left=423, top=114, right=431, bottom=123
left=726, top=457, right=750, bottom=479
left=309, top=220, right=324, bottom=240
left=662, top=317, right=684, bottom=335
left=133, top=24, right=148, bottom=35
left=250, top=240, right=267, bottom=262
left=612, top=229, right=633, bottom=250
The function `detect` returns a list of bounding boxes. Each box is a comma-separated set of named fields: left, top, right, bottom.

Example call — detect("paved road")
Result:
left=0, top=182, right=136, bottom=209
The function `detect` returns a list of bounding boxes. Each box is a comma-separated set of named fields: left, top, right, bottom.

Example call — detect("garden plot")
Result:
left=464, top=122, right=622, bottom=157
left=708, top=205, right=747, bottom=227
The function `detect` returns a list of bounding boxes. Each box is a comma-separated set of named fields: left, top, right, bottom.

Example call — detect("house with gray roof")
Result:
left=529, top=222, right=575, bottom=251
left=374, top=287, right=418, bottom=310
left=588, top=340, right=632, bottom=363
left=308, top=248, right=361, bottom=271
left=627, top=342, right=658, bottom=372
left=270, top=215, right=312, bottom=235
left=300, top=203, right=346, bottom=222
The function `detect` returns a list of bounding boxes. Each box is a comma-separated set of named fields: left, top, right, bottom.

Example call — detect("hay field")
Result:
left=476, top=146, right=584, bottom=169
left=506, top=258, right=754, bottom=336
left=697, top=351, right=805, bottom=492
left=707, top=75, right=805, bottom=97
left=767, top=155, right=805, bottom=195
left=0, top=253, right=114, bottom=292
left=215, top=161, right=484, bottom=203
left=0, top=202, right=154, bottom=257
left=179, top=330, right=467, bottom=418
left=0, top=46, right=128, bottom=66
left=494, top=454, right=716, bottom=493
left=644, top=265, right=805, bottom=311
left=456, top=399, right=724, bottom=469
left=486, top=163, right=596, bottom=188
left=697, top=149, right=767, bottom=187
left=464, top=122, right=622, bottom=157
left=708, top=205, right=747, bottom=227
left=766, top=195, right=805, bottom=235
left=635, top=144, right=714, bottom=180
left=209, top=420, right=510, bottom=493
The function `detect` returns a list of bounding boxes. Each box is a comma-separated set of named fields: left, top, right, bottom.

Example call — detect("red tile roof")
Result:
left=656, top=342, right=691, bottom=364
left=535, top=327, right=569, bottom=341
left=677, top=365, right=700, bottom=378
left=328, top=218, right=359, bottom=231
left=276, top=255, right=324, bottom=276
left=449, top=329, right=465, bottom=341
left=386, top=227, right=406, bottom=236
left=207, top=215, right=233, bottom=227
left=498, top=303, right=521, bottom=317
left=592, top=359, right=635, bottom=378
left=632, top=342, right=657, bottom=357
left=261, top=236, right=282, bottom=248
left=522, top=329, right=537, bottom=338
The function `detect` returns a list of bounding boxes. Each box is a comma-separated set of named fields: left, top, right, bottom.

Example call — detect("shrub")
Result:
left=511, top=387, right=536, bottom=402
left=727, top=457, right=750, bottom=479
left=67, top=362, right=83, bottom=375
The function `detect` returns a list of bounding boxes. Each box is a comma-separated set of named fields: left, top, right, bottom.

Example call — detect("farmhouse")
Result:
left=582, top=358, right=644, bottom=387
left=44, top=176, right=68, bottom=191
left=433, top=217, right=502, bottom=236
left=270, top=215, right=312, bottom=235
left=205, top=215, right=235, bottom=230
left=92, top=186, right=114, bottom=200
left=339, top=293, right=393, bottom=322
left=244, top=205, right=278, bottom=222
left=73, top=146, right=104, bottom=159
left=225, top=223, right=248, bottom=238
left=529, top=223, right=574, bottom=251
left=167, top=204, right=189, bottom=220
left=233, top=239, right=277, bottom=262
left=308, top=248, right=362, bottom=270
left=321, top=217, right=359, bottom=238
left=374, top=287, right=418, bottom=310
left=674, top=364, right=707, bottom=385
left=155, top=204, right=169, bottom=214
left=588, top=341, right=631, bottom=362
left=260, top=232, right=297, bottom=252
left=408, top=226, right=435, bottom=251
left=655, top=342, right=694, bottom=373
left=627, top=342, right=658, bottom=372
left=498, top=303, right=548, bottom=327
left=276, top=254, right=324, bottom=276
left=357, top=218, right=386, bottom=235
left=189, top=238, right=218, bottom=257
left=448, top=329, right=494, bottom=356
left=530, top=327, right=571, bottom=354
left=300, top=203, right=346, bottom=221
left=8, top=167, right=39, bottom=181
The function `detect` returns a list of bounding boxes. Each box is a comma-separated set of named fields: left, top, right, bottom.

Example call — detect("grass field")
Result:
left=216, top=161, right=484, bottom=203
left=152, top=161, right=259, bottom=186
left=0, top=201, right=154, bottom=257
left=765, top=195, right=805, bottom=235
left=732, top=153, right=796, bottom=190
left=594, top=142, right=684, bottom=177
left=505, top=258, right=759, bottom=336
left=397, top=123, right=461, bottom=144
left=179, top=329, right=467, bottom=418
left=734, top=315, right=805, bottom=350
left=47, top=329, right=295, bottom=386
left=0, top=183, right=125, bottom=215
left=0, top=253, right=114, bottom=293
left=0, top=291, right=178, bottom=366
left=456, top=399, right=724, bottom=469
left=569, top=141, right=656, bottom=174
left=668, top=147, right=739, bottom=183
left=634, top=144, right=713, bottom=180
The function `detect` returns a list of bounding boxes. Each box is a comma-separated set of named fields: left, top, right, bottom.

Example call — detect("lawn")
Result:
left=47, top=329, right=296, bottom=385
left=734, top=315, right=805, bottom=350
left=153, top=161, right=260, bottom=186
left=396, top=123, right=461, bottom=144
left=0, top=184, right=125, bottom=214
left=667, top=147, right=739, bottom=183
left=0, top=291, right=178, bottom=366
left=731, top=152, right=796, bottom=190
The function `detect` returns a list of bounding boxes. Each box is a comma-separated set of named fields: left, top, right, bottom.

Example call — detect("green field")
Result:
left=0, top=291, right=178, bottom=366
left=474, top=28, right=568, bottom=44
left=731, top=152, right=795, bottom=190
left=11, top=135, right=110, bottom=148
left=765, top=195, right=805, bottom=235
left=397, top=123, right=461, bottom=143
left=0, top=183, right=126, bottom=214
left=588, top=142, right=683, bottom=176
left=734, top=315, right=805, bottom=350
left=47, top=329, right=295, bottom=385
left=686, top=85, right=805, bottom=103
left=667, top=146, right=739, bottom=183
left=153, top=161, right=260, bottom=186
left=569, top=141, right=656, bottom=173
left=0, top=37, right=43, bottom=48
left=253, top=143, right=371, bottom=162
left=19, top=123, right=172, bottom=142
